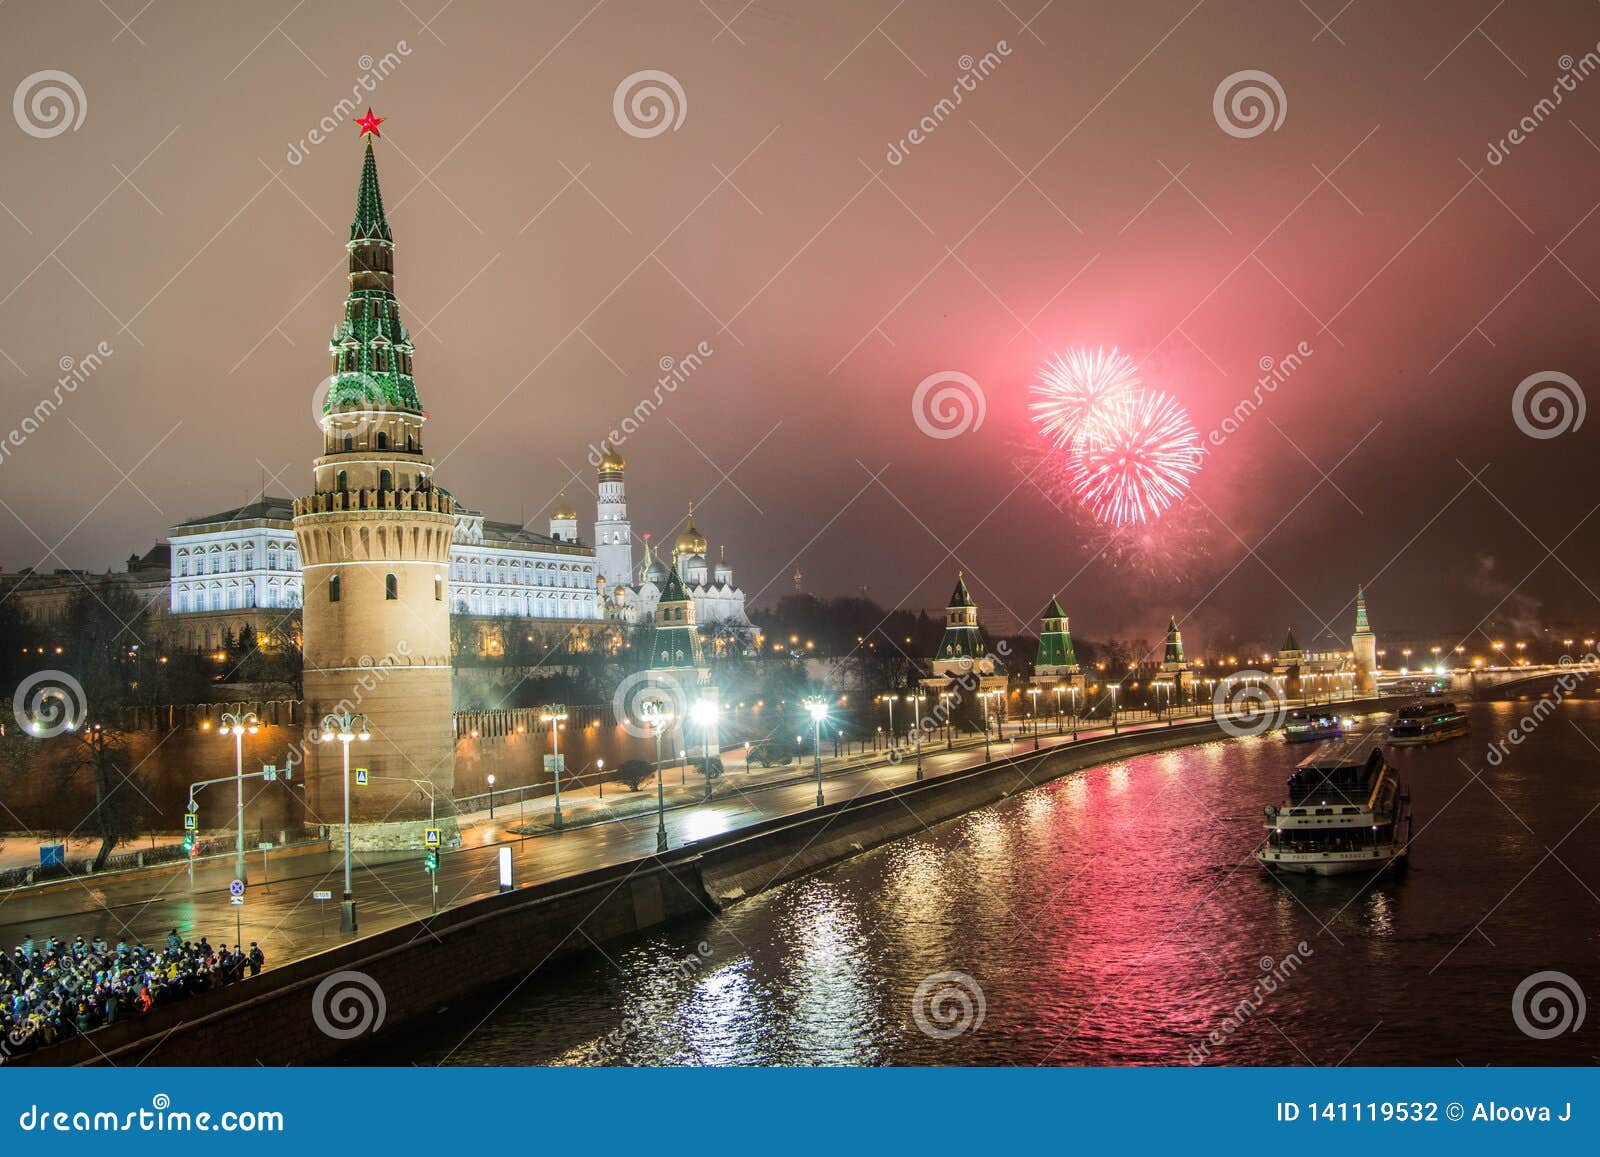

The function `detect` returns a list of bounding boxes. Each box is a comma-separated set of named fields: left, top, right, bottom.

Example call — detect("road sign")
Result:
left=183, top=813, right=197, bottom=831
left=229, top=895, right=243, bottom=907
left=355, top=767, right=368, bottom=786
left=186, top=798, right=199, bottom=813
left=262, top=764, right=277, bottom=782
left=257, top=841, right=274, bottom=851
left=229, top=878, right=245, bottom=897
left=312, top=889, right=332, bottom=901
left=543, top=754, right=565, bottom=774
left=424, top=827, right=441, bottom=847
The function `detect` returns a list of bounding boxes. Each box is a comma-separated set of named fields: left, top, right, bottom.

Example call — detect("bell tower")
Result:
left=293, top=111, right=457, bottom=846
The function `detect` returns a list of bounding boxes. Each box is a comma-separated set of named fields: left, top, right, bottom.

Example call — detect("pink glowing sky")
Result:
left=2, top=0, right=1598, bottom=651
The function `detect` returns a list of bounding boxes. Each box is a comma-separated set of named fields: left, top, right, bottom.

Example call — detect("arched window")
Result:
left=343, top=434, right=354, bottom=452
left=377, top=431, right=388, bottom=450
left=379, top=468, right=393, bottom=491
left=336, top=470, right=348, bottom=492
left=385, top=573, right=398, bottom=600
left=434, top=575, right=443, bottom=601
left=329, top=573, right=341, bottom=603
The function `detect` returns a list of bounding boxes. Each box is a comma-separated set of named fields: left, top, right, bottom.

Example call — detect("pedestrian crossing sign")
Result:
left=424, top=827, right=441, bottom=847
left=356, top=767, right=368, bottom=786
left=183, top=813, right=197, bottom=831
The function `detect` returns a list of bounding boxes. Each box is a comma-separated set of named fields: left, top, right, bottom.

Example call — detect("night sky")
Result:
left=2, top=1, right=1598, bottom=652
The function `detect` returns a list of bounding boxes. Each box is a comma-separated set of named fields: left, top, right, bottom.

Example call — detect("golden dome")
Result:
left=552, top=494, right=577, bottom=520
left=598, top=441, right=625, bottom=473
left=674, top=503, right=707, bottom=556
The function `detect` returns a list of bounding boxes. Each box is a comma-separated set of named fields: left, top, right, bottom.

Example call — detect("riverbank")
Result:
left=24, top=698, right=1410, bottom=1066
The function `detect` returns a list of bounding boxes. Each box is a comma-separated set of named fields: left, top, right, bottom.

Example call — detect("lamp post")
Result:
left=879, top=694, right=896, bottom=751
left=316, top=710, right=369, bottom=933
left=1069, top=685, right=1079, bottom=739
left=691, top=698, right=718, bottom=800
left=980, top=691, right=993, bottom=761
left=486, top=773, right=496, bottom=819
left=219, top=710, right=259, bottom=885
left=646, top=705, right=673, bottom=853
left=540, top=706, right=568, bottom=830
left=939, top=691, right=953, bottom=750
left=904, top=693, right=925, bottom=779
left=1028, top=687, right=1041, bottom=749
left=807, top=700, right=827, bottom=806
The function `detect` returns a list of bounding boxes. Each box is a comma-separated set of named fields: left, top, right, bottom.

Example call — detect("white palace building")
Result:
left=163, top=444, right=751, bottom=651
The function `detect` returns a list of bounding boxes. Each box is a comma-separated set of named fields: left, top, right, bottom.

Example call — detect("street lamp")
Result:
left=219, top=710, right=259, bottom=886
left=807, top=699, right=828, bottom=806
left=939, top=691, right=953, bottom=750
left=486, top=773, right=496, bottom=819
left=540, top=706, right=568, bottom=830
left=1027, top=687, right=1041, bottom=749
left=904, top=692, right=925, bottom=779
left=315, top=709, right=369, bottom=933
left=691, top=698, right=718, bottom=800
left=979, top=690, right=994, bottom=761
left=878, top=693, right=897, bottom=752
left=645, top=704, right=674, bottom=853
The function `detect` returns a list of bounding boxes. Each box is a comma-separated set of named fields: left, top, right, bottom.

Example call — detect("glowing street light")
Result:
left=539, top=706, right=569, bottom=830
left=218, top=710, right=260, bottom=886
left=806, top=699, right=828, bottom=807
left=691, top=698, right=718, bottom=800
left=643, top=702, right=675, bottom=853
left=315, top=709, right=369, bottom=933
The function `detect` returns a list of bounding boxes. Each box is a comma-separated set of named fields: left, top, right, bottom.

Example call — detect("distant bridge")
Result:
left=1435, top=663, right=1600, bottom=698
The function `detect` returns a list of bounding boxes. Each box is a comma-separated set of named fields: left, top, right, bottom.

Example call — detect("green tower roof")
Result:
left=1163, top=615, right=1185, bottom=665
left=948, top=572, right=975, bottom=608
left=1281, top=626, right=1301, bottom=653
left=1036, top=596, right=1076, bottom=669
left=1354, top=586, right=1371, bottom=633
left=351, top=137, right=393, bottom=242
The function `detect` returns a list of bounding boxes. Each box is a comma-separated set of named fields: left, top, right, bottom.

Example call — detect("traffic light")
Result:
left=424, top=850, right=439, bottom=873
left=182, top=832, right=197, bottom=855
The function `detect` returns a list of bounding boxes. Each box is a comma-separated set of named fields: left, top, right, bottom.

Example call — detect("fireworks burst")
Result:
left=1028, top=347, right=1140, bottom=451
left=1068, top=390, right=1202, bottom=527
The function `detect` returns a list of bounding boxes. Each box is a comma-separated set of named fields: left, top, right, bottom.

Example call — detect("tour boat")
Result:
left=1282, top=708, right=1346, bottom=744
left=1385, top=698, right=1470, bottom=746
left=1256, top=733, right=1412, bottom=876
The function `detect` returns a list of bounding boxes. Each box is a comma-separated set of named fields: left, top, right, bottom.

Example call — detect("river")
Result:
left=405, top=694, right=1600, bottom=1066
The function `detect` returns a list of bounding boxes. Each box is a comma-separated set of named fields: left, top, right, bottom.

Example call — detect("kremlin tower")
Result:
left=293, top=111, right=457, bottom=850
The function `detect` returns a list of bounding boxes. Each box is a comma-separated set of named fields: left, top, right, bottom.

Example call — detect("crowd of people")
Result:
left=1, top=930, right=265, bottom=1058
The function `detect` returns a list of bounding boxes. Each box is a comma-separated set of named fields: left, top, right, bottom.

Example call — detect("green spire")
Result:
left=651, top=567, right=704, bottom=670
left=1281, top=626, right=1301, bottom=653
left=1163, top=615, right=1185, bottom=665
left=1036, top=595, right=1077, bottom=670
left=325, top=133, right=419, bottom=415
left=1354, top=586, right=1370, bottom=633
left=351, top=137, right=392, bottom=242
left=935, top=571, right=984, bottom=663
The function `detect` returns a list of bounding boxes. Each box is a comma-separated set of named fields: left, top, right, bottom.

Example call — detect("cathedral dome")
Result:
left=552, top=494, right=577, bottom=520
left=674, top=507, right=707, bottom=556
left=598, top=441, right=625, bottom=474
left=643, top=558, right=666, bottom=584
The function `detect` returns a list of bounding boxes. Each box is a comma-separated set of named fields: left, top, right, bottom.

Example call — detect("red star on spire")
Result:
left=356, top=108, right=384, bottom=138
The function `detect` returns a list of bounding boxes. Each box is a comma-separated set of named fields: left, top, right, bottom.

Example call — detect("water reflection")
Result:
left=412, top=701, right=1600, bottom=1066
